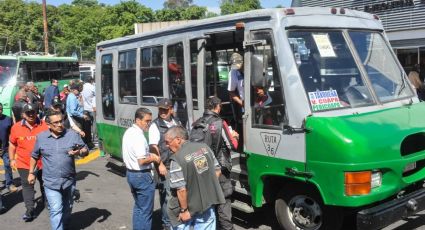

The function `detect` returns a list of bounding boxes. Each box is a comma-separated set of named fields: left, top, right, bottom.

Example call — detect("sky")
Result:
left=34, top=0, right=292, bottom=14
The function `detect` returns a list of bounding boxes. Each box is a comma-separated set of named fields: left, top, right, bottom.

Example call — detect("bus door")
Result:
left=202, top=30, right=244, bottom=135
left=244, top=30, right=305, bottom=169
left=167, top=42, right=191, bottom=128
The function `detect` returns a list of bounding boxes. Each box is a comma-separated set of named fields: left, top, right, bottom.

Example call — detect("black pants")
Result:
left=217, top=171, right=234, bottom=230
left=18, top=168, right=44, bottom=211
left=82, top=111, right=93, bottom=146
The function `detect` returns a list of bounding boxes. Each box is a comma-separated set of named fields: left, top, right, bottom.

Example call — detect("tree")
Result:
left=181, top=6, right=207, bottom=20
left=155, top=9, right=181, bottom=21
left=220, top=0, right=261, bottom=15
left=164, top=0, right=193, bottom=9
left=71, top=0, right=98, bottom=7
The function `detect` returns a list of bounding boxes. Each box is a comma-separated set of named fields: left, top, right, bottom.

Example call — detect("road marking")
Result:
left=76, top=149, right=100, bottom=165
left=0, top=150, right=100, bottom=173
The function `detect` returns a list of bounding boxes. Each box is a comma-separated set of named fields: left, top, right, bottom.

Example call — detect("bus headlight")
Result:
left=371, top=171, right=382, bottom=188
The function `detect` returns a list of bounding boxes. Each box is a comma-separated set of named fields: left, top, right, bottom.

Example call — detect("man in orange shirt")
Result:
left=9, top=103, right=48, bottom=221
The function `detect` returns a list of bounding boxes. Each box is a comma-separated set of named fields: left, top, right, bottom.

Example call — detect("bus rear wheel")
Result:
left=274, top=188, right=343, bottom=230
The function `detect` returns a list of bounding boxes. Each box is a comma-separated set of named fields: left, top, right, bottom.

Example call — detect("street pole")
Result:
left=42, top=0, right=49, bottom=55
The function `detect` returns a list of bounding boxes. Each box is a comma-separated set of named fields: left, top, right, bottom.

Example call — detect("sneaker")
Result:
left=22, top=209, right=34, bottom=222
left=8, top=184, right=18, bottom=193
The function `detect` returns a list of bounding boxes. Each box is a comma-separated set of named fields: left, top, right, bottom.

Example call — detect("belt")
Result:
left=127, top=168, right=152, bottom=173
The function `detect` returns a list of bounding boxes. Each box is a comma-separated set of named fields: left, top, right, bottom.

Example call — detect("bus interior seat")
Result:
left=299, top=63, right=319, bottom=92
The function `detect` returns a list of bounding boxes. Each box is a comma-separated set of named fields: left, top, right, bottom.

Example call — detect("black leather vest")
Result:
left=152, top=117, right=180, bottom=168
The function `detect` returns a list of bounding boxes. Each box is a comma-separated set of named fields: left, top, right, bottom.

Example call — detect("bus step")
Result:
left=233, top=180, right=250, bottom=196
left=107, top=157, right=125, bottom=167
left=231, top=164, right=248, bottom=176
left=231, top=199, right=254, bottom=213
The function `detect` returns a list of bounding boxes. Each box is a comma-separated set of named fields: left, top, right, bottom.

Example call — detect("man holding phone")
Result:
left=28, top=109, right=88, bottom=230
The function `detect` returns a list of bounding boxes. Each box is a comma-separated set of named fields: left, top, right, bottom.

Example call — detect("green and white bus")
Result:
left=0, top=52, right=79, bottom=116
left=96, top=7, right=425, bottom=229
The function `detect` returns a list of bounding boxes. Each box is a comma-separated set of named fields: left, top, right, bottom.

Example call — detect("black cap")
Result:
left=70, top=84, right=80, bottom=90
left=22, top=103, right=37, bottom=113
left=52, top=98, right=62, bottom=108
left=157, top=98, right=173, bottom=109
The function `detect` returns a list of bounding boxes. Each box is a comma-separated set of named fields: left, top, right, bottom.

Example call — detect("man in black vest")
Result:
left=149, top=98, right=180, bottom=229
left=197, top=96, right=239, bottom=230
left=165, top=125, right=225, bottom=229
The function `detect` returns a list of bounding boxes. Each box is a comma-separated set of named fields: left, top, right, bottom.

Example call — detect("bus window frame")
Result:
left=118, top=49, right=138, bottom=105
left=100, top=53, right=115, bottom=120
left=248, top=29, right=287, bottom=130
left=140, top=45, right=165, bottom=105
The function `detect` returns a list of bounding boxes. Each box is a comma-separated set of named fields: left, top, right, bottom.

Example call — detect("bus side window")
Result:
left=140, top=46, right=164, bottom=104
left=101, top=54, right=115, bottom=120
left=167, top=43, right=188, bottom=127
left=118, top=50, right=137, bottom=104
left=250, top=30, right=286, bottom=129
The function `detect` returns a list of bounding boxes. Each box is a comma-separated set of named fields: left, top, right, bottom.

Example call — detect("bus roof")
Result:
left=0, top=54, right=78, bottom=62
left=97, top=7, right=382, bottom=48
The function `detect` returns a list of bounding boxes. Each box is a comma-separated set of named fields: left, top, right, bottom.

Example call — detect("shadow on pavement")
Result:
left=152, top=208, right=163, bottom=229
left=76, top=171, right=100, bottom=181
left=1, top=189, right=23, bottom=214
left=68, top=207, right=111, bottom=229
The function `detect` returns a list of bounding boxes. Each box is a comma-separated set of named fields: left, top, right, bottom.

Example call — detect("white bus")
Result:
left=96, top=8, right=425, bottom=230
left=79, top=63, right=95, bottom=82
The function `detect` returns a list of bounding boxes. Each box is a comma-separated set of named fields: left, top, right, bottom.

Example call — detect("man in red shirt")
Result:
left=9, top=103, right=48, bottom=221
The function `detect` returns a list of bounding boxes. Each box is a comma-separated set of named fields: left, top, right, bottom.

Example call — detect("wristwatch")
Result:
left=180, top=208, right=188, bottom=213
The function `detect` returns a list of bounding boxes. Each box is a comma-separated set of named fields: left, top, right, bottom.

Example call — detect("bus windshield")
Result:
left=289, top=30, right=413, bottom=112
left=0, top=59, right=17, bottom=86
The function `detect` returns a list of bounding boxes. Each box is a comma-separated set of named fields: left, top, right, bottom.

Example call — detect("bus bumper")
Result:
left=357, top=188, right=425, bottom=230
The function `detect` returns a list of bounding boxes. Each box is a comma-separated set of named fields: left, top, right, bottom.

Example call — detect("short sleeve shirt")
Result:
left=227, top=69, right=244, bottom=100
left=148, top=119, right=178, bottom=145
left=122, top=124, right=152, bottom=171
left=31, top=129, right=86, bottom=190
left=9, top=119, right=48, bottom=169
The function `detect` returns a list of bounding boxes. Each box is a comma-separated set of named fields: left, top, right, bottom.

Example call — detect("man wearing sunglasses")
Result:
left=9, top=103, right=48, bottom=221
left=28, top=109, right=88, bottom=230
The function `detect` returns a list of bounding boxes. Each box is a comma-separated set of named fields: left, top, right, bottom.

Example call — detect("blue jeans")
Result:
left=44, top=183, right=75, bottom=230
left=1, top=151, right=14, bottom=186
left=173, top=207, right=216, bottom=230
left=127, top=170, right=155, bottom=230
left=159, top=175, right=171, bottom=227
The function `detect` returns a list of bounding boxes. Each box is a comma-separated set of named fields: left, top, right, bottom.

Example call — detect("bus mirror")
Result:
left=251, top=54, right=269, bottom=87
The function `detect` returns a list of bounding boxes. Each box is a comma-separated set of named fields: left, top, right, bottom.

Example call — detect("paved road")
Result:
left=1, top=152, right=425, bottom=230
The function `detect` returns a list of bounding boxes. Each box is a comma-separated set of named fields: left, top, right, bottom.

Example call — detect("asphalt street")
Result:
left=1, top=151, right=425, bottom=230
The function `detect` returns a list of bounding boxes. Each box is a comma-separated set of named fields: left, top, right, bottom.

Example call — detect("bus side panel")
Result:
left=97, top=122, right=126, bottom=159
left=245, top=151, right=307, bottom=207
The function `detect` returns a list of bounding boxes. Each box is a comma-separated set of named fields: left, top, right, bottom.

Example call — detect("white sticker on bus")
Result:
left=308, top=90, right=342, bottom=111
left=312, top=33, right=336, bottom=58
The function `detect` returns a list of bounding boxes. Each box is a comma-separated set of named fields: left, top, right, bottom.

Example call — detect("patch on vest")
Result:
left=185, top=147, right=209, bottom=162
left=193, top=155, right=209, bottom=174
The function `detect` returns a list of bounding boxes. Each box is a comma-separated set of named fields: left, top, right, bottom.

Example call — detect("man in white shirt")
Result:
left=81, top=78, right=96, bottom=149
left=122, top=108, right=160, bottom=230
left=228, top=52, right=244, bottom=108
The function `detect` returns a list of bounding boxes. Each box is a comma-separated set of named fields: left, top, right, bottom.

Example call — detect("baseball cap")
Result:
left=22, top=103, right=37, bottom=113
left=230, top=52, right=243, bottom=69
left=52, top=98, right=62, bottom=108
left=63, top=84, right=69, bottom=88
left=70, top=84, right=80, bottom=90
left=157, top=98, right=173, bottom=109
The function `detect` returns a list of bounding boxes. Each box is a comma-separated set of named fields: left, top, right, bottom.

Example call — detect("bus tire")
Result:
left=274, top=188, right=343, bottom=230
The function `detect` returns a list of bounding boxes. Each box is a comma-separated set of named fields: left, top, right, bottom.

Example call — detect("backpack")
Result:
left=190, top=115, right=222, bottom=154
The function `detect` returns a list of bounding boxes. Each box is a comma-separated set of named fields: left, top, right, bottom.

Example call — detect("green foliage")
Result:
left=0, top=0, right=208, bottom=59
left=220, top=0, right=262, bottom=15
left=163, top=0, right=193, bottom=9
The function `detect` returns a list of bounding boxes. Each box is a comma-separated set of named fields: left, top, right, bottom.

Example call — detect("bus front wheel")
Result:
left=274, top=188, right=343, bottom=230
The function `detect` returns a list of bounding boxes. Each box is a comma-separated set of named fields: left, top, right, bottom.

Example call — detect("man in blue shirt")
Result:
left=28, top=109, right=88, bottom=230
left=66, top=84, right=88, bottom=132
left=0, top=103, right=17, bottom=193
left=44, top=79, right=59, bottom=111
